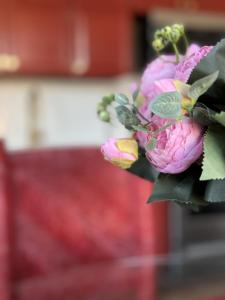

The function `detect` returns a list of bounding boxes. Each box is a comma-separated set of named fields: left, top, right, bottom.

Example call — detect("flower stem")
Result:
left=132, top=105, right=151, bottom=124
left=183, top=33, right=189, bottom=50
left=172, top=43, right=180, bottom=63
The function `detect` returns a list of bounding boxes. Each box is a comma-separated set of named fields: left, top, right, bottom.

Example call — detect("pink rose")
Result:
left=175, top=45, right=213, bottom=82
left=137, top=116, right=204, bottom=174
left=101, top=138, right=138, bottom=169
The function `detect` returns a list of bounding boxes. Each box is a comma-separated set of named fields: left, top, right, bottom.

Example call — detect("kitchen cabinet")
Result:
left=10, top=8, right=71, bottom=75
left=0, top=2, right=133, bottom=76
left=0, top=0, right=224, bottom=76
left=69, top=11, right=133, bottom=76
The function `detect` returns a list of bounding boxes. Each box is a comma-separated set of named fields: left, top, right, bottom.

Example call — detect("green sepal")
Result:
left=127, top=149, right=159, bottom=182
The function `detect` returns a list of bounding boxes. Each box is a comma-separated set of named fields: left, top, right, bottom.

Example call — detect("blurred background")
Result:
left=1, top=0, right=225, bottom=299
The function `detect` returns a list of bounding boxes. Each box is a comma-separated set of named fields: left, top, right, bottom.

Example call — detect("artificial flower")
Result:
left=101, top=138, right=138, bottom=169
left=143, top=116, right=204, bottom=174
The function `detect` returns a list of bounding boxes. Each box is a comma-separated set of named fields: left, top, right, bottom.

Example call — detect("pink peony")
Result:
left=140, top=54, right=177, bottom=99
left=175, top=45, right=213, bottom=82
left=139, top=44, right=204, bottom=121
left=101, top=138, right=138, bottom=169
left=137, top=116, right=204, bottom=174
left=138, top=78, right=177, bottom=122
left=140, top=44, right=201, bottom=100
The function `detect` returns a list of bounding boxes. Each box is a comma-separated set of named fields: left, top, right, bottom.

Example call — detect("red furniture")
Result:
left=0, top=143, right=168, bottom=299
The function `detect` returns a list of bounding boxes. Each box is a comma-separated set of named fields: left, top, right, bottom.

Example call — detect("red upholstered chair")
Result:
left=0, top=142, right=168, bottom=300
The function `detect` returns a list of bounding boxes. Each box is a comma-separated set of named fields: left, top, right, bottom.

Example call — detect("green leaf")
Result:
left=145, top=138, right=157, bottom=151
left=200, top=125, right=225, bottom=180
left=189, top=39, right=225, bottom=108
left=115, top=105, right=140, bottom=130
left=192, top=105, right=215, bottom=126
left=147, top=164, right=208, bottom=210
left=213, top=111, right=225, bottom=127
left=127, top=151, right=159, bottom=182
left=132, top=89, right=139, bottom=102
left=154, top=121, right=175, bottom=135
left=205, top=180, right=225, bottom=203
left=149, top=91, right=182, bottom=119
left=188, top=71, right=219, bottom=101
left=102, top=94, right=115, bottom=105
left=131, top=125, right=149, bottom=132
left=115, top=93, right=129, bottom=105
left=148, top=167, right=197, bottom=204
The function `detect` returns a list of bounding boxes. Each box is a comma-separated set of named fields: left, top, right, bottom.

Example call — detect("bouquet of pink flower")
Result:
left=97, top=24, right=225, bottom=210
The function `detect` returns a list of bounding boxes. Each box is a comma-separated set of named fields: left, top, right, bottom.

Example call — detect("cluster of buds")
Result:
left=152, top=24, right=185, bottom=54
left=97, top=94, right=115, bottom=122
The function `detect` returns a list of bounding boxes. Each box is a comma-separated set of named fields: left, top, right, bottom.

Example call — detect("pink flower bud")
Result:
left=101, top=138, right=138, bottom=169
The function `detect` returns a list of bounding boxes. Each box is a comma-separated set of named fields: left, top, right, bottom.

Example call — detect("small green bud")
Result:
left=172, top=24, right=184, bottom=35
left=97, top=102, right=105, bottom=113
left=152, top=38, right=164, bottom=52
left=102, top=96, right=113, bottom=106
left=170, top=29, right=180, bottom=43
left=162, top=26, right=172, bottom=39
left=99, top=110, right=110, bottom=122
left=154, top=29, right=163, bottom=40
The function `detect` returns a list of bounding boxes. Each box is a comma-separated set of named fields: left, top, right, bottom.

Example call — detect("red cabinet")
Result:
left=10, top=8, right=71, bottom=75
left=0, top=2, right=133, bottom=76
left=69, top=11, right=133, bottom=76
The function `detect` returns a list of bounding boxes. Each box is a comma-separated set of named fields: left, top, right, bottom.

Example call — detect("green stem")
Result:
left=172, top=43, right=180, bottom=64
left=132, top=105, right=151, bottom=124
left=183, top=33, right=189, bottom=50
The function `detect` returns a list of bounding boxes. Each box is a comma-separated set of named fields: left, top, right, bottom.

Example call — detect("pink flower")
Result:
left=140, top=54, right=177, bottom=99
left=139, top=44, right=204, bottom=120
left=101, top=138, right=138, bottom=169
left=138, top=78, right=177, bottom=122
left=138, top=116, right=204, bottom=174
left=175, top=45, right=213, bottom=82
left=140, top=44, right=201, bottom=100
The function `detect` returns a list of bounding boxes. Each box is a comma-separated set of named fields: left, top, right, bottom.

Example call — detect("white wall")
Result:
left=0, top=75, right=138, bottom=150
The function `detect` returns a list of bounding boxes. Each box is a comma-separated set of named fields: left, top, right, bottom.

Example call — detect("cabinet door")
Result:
left=10, top=8, right=71, bottom=75
left=0, top=5, right=15, bottom=74
left=70, top=11, right=133, bottom=76
left=0, top=10, right=11, bottom=54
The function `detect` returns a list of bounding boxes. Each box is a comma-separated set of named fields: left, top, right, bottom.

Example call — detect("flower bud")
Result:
left=152, top=38, right=164, bottom=52
left=172, top=24, right=184, bottom=35
left=99, top=110, right=110, bottom=122
left=97, top=103, right=105, bottom=113
left=162, top=26, right=172, bottom=39
left=170, top=29, right=180, bottom=43
left=101, top=138, right=138, bottom=169
left=154, top=29, right=163, bottom=40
